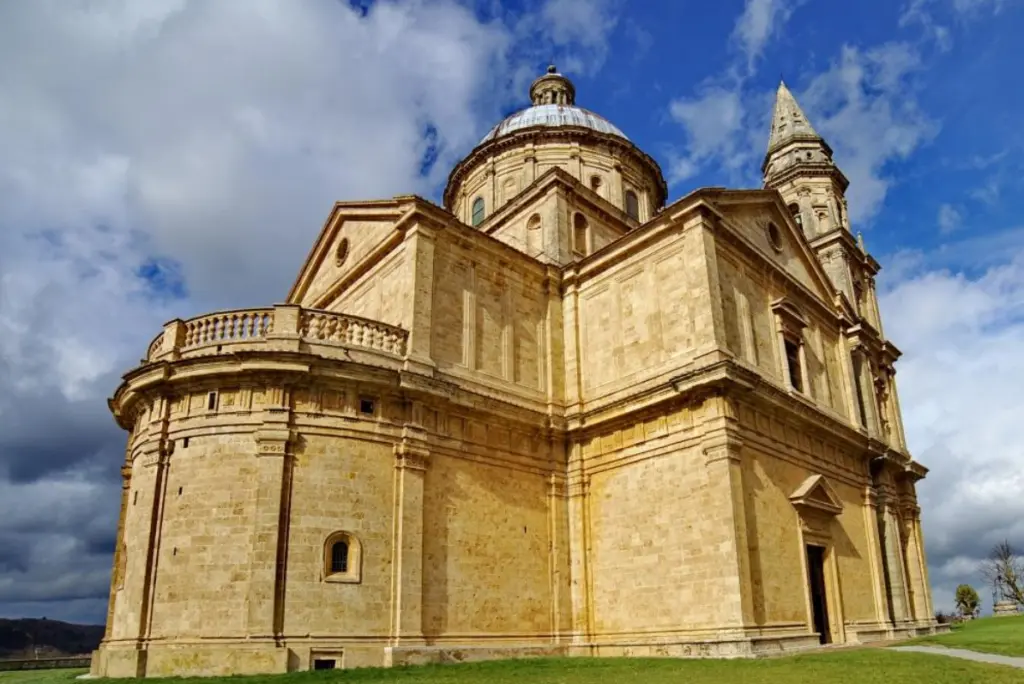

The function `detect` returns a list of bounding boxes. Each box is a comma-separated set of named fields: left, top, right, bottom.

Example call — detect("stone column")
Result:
left=886, top=370, right=909, bottom=452
left=403, top=223, right=437, bottom=374
left=877, top=486, right=911, bottom=624
left=900, top=503, right=930, bottom=623
left=390, top=431, right=429, bottom=645
left=246, top=424, right=293, bottom=638
left=853, top=348, right=881, bottom=437
left=861, top=486, right=891, bottom=629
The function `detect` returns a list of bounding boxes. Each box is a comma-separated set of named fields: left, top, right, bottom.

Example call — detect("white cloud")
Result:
left=667, top=87, right=750, bottom=183
left=732, top=0, right=798, bottom=73
left=938, top=203, right=962, bottom=234
left=799, top=43, right=939, bottom=224
left=0, top=0, right=626, bottom=622
left=879, top=233, right=1024, bottom=613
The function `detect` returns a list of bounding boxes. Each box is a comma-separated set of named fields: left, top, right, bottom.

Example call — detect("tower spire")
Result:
left=765, top=81, right=822, bottom=156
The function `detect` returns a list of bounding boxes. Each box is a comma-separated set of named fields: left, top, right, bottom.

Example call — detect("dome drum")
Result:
left=443, top=66, right=667, bottom=225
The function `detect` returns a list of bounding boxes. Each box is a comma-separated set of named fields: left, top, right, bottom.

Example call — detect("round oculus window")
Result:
left=335, top=237, right=350, bottom=266
left=767, top=222, right=783, bottom=252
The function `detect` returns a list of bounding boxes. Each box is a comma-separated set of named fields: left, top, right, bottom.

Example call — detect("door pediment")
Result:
left=790, top=474, right=843, bottom=516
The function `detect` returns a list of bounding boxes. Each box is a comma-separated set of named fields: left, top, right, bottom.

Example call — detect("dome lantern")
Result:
left=529, top=64, right=576, bottom=106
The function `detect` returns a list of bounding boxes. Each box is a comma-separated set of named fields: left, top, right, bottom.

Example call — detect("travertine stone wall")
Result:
left=571, top=218, right=716, bottom=405
left=422, top=454, right=558, bottom=640
left=280, top=432, right=396, bottom=638
left=429, top=226, right=552, bottom=403
left=149, top=432, right=258, bottom=639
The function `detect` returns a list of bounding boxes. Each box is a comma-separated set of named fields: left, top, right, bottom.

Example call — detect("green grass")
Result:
left=3, top=649, right=1024, bottom=684
left=904, top=614, right=1024, bottom=657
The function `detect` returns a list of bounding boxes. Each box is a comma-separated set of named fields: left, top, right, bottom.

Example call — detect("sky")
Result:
left=0, top=0, right=1022, bottom=624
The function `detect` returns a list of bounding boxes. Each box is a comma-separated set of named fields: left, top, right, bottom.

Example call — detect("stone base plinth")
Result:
left=88, top=621, right=952, bottom=678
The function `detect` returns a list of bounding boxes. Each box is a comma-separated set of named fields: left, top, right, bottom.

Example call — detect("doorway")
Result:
left=806, top=544, right=831, bottom=644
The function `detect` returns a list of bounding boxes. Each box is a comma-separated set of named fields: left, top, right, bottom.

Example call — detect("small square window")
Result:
left=359, top=398, right=376, bottom=415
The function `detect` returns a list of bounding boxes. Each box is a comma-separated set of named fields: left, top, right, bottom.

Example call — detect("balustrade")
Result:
left=145, top=305, right=407, bottom=361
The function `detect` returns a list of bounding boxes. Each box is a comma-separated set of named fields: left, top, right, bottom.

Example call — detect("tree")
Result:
left=954, top=584, right=980, bottom=618
left=980, top=540, right=1024, bottom=607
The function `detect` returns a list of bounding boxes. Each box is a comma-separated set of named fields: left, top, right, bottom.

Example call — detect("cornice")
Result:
left=763, top=157, right=850, bottom=192
left=110, top=348, right=554, bottom=436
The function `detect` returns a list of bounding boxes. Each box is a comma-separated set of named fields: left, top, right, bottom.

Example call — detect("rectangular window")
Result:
left=206, top=391, right=217, bottom=411
left=785, top=338, right=803, bottom=392
left=359, top=397, right=375, bottom=415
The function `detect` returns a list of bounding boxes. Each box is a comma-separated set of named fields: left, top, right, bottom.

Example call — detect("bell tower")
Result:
left=762, top=81, right=881, bottom=331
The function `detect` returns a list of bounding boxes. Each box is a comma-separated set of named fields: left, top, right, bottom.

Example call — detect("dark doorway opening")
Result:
left=806, top=544, right=831, bottom=644
left=313, top=659, right=336, bottom=670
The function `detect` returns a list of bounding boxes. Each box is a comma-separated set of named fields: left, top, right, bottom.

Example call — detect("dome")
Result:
left=478, top=65, right=629, bottom=145
left=479, top=104, right=628, bottom=144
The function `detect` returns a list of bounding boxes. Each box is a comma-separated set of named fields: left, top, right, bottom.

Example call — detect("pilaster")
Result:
left=566, top=446, right=592, bottom=644
left=861, top=485, right=890, bottom=628
left=403, top=223, right=437, bottom=374
left=246, top=419, right=294, bottom=639
left=103, top=462, right=133, bottom=640
left=875, top=482, right=912, bottom=624
left=701, top=417, right=754, bottom=629
left=390, top=429, right=429, bottom=645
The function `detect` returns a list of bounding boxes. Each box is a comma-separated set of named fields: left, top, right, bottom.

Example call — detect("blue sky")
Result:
left=0, top=0, right=1022, bottom=624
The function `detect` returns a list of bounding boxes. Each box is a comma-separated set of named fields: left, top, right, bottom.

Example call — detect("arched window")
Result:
left=324, top=532, right=361, bottom=583
left=625, top=190, right=640, bottom=221
left=788, top=203, right=803, bottom=230
left=471, top=197, right=485, bottom=227
left=573, top=213, right=588, bottom=256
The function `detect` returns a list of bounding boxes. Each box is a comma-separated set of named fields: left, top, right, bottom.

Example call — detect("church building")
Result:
left=91, top=66, right=942, bottom=678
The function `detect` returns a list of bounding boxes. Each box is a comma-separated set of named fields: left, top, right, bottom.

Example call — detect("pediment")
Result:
left=286, top=197, right=438, bottom=309
left=707, top=191, right=838, bottom=308
left=790, top=474, right=843, bottom=516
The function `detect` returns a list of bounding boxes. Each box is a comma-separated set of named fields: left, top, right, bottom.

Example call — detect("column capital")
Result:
left=703, top=433, right=744, bottom=466
left=254, top=427, right=292, bottom=456
left=394, top=431, right=430, bottom=471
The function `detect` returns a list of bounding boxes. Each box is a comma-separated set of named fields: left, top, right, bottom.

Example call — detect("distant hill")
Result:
left=0, top=618, right=104, bottom=660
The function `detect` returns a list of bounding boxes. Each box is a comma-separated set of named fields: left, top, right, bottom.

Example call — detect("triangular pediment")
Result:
left=286, top=197, right=444, bottom=309
left=790, top=474, right=843, bottom=516
left=480, top=167, right=636, bottom=265
left=705, top=190, right=838, bottom=307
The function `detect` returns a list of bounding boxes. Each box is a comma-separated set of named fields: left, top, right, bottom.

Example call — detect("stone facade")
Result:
left=92, top=71, right=943, bottom=678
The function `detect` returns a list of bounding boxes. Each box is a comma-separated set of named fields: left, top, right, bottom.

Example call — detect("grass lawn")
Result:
left=904, top=614, right=1024, bottom=657
left=3, top=648, right=1024, bottom=684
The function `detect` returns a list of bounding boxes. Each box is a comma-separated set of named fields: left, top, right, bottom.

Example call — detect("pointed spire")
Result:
left=766, top=81, right=822, bottom=154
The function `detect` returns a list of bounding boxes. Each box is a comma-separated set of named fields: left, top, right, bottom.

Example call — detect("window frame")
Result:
left=624, top=189, right=640, bottom=221
left=323, top=531, right=362, bottom=584
left=471, top=197, right=486, bottom=226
